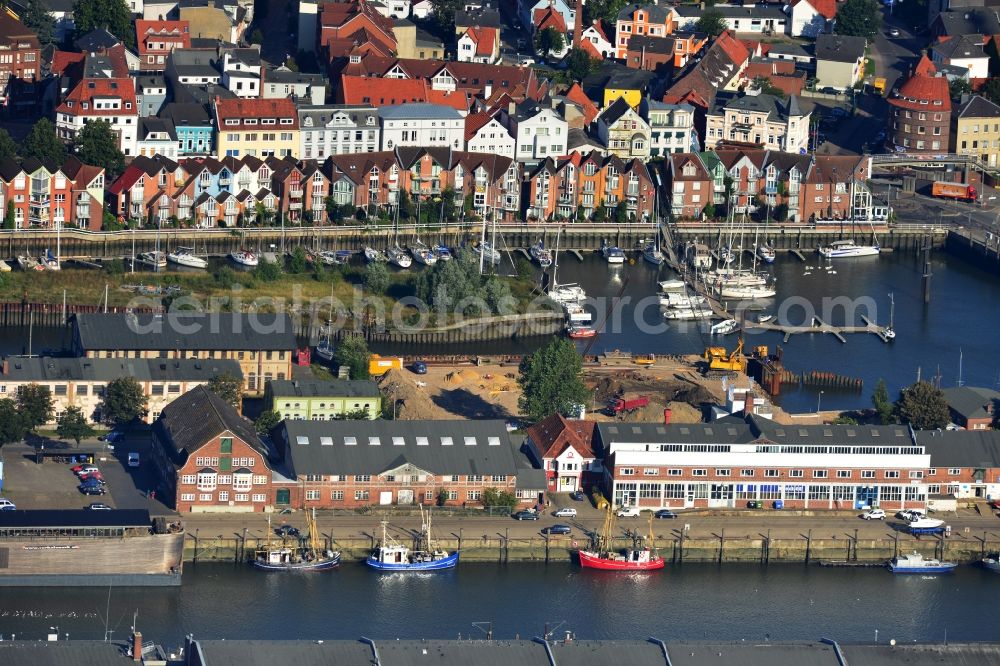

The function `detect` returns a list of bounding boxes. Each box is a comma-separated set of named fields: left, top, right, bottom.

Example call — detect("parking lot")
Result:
left=1, top=436, right=175, bottom=517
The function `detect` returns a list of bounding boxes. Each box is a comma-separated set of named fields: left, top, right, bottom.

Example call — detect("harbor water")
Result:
left=0, top=563, right=994, bottom=644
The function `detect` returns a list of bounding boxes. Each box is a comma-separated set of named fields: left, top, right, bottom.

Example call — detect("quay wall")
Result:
left=183, top=532, right=999, bottom=566
left=945, top=229, right=1000, bottom=273
left=671, top=227, right=946, bottom=253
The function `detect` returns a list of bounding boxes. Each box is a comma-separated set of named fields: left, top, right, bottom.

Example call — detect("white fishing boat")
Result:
left=563, top=303, right=592, bottom=323
left=229, top=249, right=259, bottom=267
left=388, top=245, right=412, bottom=268
left=529, top=240, right=553, bottom=268
left=410, top=240, right=438, bottom=266
left=818, top=239, right=880, bottom=259
left=756, top=242, right=776, bottom=264
left=657, top=280, right=686, bottom=293
left=167, top=246, right=208, bottom=269
left=658, top=293, right=707, bottom=308
left=133, top=251, right=167, bottom=269
left=474, top=241, right=501, bottom=265
left=716, top=284, right=777, bottom=300
left=364, top=246, right=387, bottom=263
left=601, top=240, right=626, bottom=264
left=17, top=255, right=43, bottom=271
left=40, top=248, right=60, bottom=270
left=711, top=319, right=739, bottom=335
left=663, top=307, right=713, bottom=320
left=548, top=283, right=586, bottom=304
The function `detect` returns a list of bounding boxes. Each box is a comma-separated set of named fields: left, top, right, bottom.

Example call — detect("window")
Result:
left=181, top=493, right=195, bottom=502
left=235, top=494, right=249, bottom=502
left=331, top=490, right=344, bottom=501
left=909, top=471, right=923, bottom=479
left=861, top=470, right=875, bottom=479
left=355, top=475, right=372, bottom=482
left=928, top=468, right=936, bottom=476
left=354, top=490, right=370, bottom=501
left=813, top=470, right=828, bottom=478
left=692, top=469, right=707, bottom=477
left=789, top=470, right=803, bottom=478
left=306, top=490, right=321, bottom=501
left=837, top=470, right=851, bottom=478
left=252, top=493, right=267, bottom=502
left=668, top=469, right=682, bottom=476
left=764, top=469, right=779, bottom=478
left=884, top=470, right=900, bottom=479
left=181, top=475, right=196, bottom=485
left=220, top=437, right=232, bottom=453
left=948, top=468, right=961, bottom=475
left=715, top=469, right=731, bottom=477
left=741, top=469, right=754, bottom=477
left=620, top=468, right=635, bottom=476
left=196, top=472, right=217, bottom=491
left=199, top=493, right=213, bottom=501
left=643, top=468, right=659, bottom=476
left=467, top=490, right=482, bottom=501
left=218, top=491, right=229, bottom=502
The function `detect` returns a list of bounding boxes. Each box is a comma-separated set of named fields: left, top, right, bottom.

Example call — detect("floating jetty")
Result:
left=818, top=560, right=887, bottom=568
left=743, top=315, right=893, bottom=344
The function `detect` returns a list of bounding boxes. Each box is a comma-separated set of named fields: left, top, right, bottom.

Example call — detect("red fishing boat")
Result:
left=578, top=508, right=665, bottom=571
left=567, top=325, right=597, bottom=339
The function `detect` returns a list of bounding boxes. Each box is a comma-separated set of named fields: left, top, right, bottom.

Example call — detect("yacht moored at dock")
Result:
left=367, top=509, right=458, bottom=571
left=887, top=551, right=957, bottom=574
left=253, top=510, right=340, bottom=572
left=229, top=249, right=259, bottom=267
left=167, top=247, right=208, bottom=269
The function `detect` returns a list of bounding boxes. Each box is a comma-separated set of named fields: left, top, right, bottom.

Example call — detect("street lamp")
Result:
left=817, top=390, right=825, bottom=414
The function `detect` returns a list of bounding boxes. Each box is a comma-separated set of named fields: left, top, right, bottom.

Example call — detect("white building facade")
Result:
left=380, top=103, right=465, bottom=151
left=299, top=105, right=380, bottom=160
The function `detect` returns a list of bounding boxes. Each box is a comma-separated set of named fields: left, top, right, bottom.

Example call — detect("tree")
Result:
left=16, top=384, right=54, bottom=432
left=535, top=27, right=566, bottom=58
left=364, top=261, right=390, bottom=295
left=983, top=79, right=1000, bottom=106
left=74, top=120, right=125, bottom=177
left=208, top=372, right=243, bottom=410
left=288, top=246, right=308, bottom=273
left=702, top=202, right=715, bottom=220
left=695, top=8, right=727, bottom=37
left=249, top=28, right=264, bottom=45
left=3, top=201, right=14, bottom=230
left=254, top=409, right=282, bottom=435
left=895, top=380, right=950, bottom=430
left=0, top=128, right=17, bottom=163
left=614, top=200, right=628, bottom=224
left=253, top=255, right=282, bottom=282
left=333, top=334, right=371, bottom=380
left=430, top=0, right=463, bottom=32
left=567, top=48, right=598, bottom=81
left=518, top=337, right=589, bottom=422
left=22, top=118, right=67, bottom=164
left=482, top=487, right=518, bottom=509
left=949, top=78, right=972, bottom=100
left=872, top=378, right=894, bottom=425
left=56, top=406, right=96, bottom=447
left=73, top=0, right=136, bottom=48
left=99, top=377, right=148, bottom=426
left=22, top=0, right=56, bottom=45
left=0, top=398, right=25, bottom=449
left=834, top=0, right=881, bottom=40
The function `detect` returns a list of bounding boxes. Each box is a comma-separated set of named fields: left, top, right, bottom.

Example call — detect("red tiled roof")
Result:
left=464, top=26, right=498, bottom=57
left=135, top=20, right=190, bottom=55
left=533, top=6, right=568, bottom=33
left=51, top=50, right=85, bottom=76
left=565, top=82, right=599, bottom=124
left=579, top=38, right=604, bottom=61
left=588, top=20, right=610, bottom=43
left=56, top=78, right=137, bottom=117
left=525, top=414, right=599, bottom=460
left=215, top=97, right=298, bottom=128
left=914, top=52, right=937, bottom=76
left=890, top=54, right=951, bottom=111
left=792, top=0, right=837, bottom=19
left=426, top=88, right=472, bottom=112
left=339, top=75, right=432, bottom=106
left=716, top=30, right=751, bottom=65
left=463, top=111, right=496, bottom=141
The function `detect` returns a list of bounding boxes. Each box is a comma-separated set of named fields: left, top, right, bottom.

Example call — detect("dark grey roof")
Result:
left=0, top=641, right=139, bottom=665
left=196, top=640, right=376, bottom=665
left=598, top=414, right=914, bottom=447
left=265, top=67, right=325, bottom=86
left=934, top=33, right=986, bottom=59
left=2, top=355, right=241, bottom=382
left=956, top=94, right=1000, bottom=119
left=0, top=509, right=150, bottom=528
left=713, top=93, right=801, bottom=120
left=934, top=8, right=1000, bottom=36
left=162, top=101, right=213, bottom=126
left=766, top=42, right=812, bottom=59
left=582, top=62, right=655, bottom=100
left=840, top=643, right=1000, bottom=666
left=597, top=96, right=637, bottom=126
left=221, top=46, right=262, bottom=67
left=665, top=641, right=839, bottom=666
left=455, top=7, right=501, bottom=28
left=73, top=28, right=120, bottom=52
left=943, top=386, right=1000, bottom=420
left=73, top=313, right=295, bottom=352
left=167, top=49, right=220, bottom=77
left=278, top=419, right=518, bottom=477
left=268, top=379, right=380, bottom=398
left=815, top=33, right=867, bottom=62
left=170, top=82, right=236, bottom=105
left=156, top=385, right=266, bottom=462
left=139, top=117, right=178, bottom=141
left=43, top=0, right=75, bottom=11
left=675, top=4, right=786, bottom=18
left=617, top=2, right=672, bottom=22
left=625, top=34, right=675, bottom=55
left=916, top=429, right=1000, bottom=467
left=298, top=104, right=379, bottom=128
left=378, top=640, right=550, bottom=666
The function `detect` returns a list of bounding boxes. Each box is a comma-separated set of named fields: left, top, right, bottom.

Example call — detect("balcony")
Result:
left=289, top=188, right=303, bottom=198
left=219, top=177, right=232, bottom=186
left=288, top=202, right=302, bottom=210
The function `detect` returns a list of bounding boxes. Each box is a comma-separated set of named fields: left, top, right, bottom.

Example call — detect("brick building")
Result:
left=942, top=386, right=999, bottom=430
left=524, top=413, right=601, bottom=492
left=153, top=386, right=274, bottom=513
left=0, top=13, right=41, bottom=114
left=916, top=430, right=1000, bottom=500
left=136, top=20, right=191, bottom=71
left=887, top=54, right=951, bottom=154
left=274, top=420, right=545, bottom=509
left=0, top=156, right=105, bottom=229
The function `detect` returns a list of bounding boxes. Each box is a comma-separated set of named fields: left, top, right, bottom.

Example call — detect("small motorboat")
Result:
left=318, top=250, right=353, bottom=265
left=387, top=245, right=412, bottom=268
left=364, top=246, right=387, bottom=263
left=756, top=314, right=774, bottom=324
left=642, top=242, right=665, bottom=266
left=657, top=280, right=686, bottom=293
left=563, top=303, right=592, bottom=323
left=567, top=325, right=597, bottom=339
left=756, top=242, right=776, bottom=264
left=711, top=319, right=739, bottom=335
left=548, top=283, right=586, bottom=304
left=884, top=327, right=896, bottom=341
left=981, top=553, right=1000, bottom=573
left=167, top=246, right=208, bottom=269
left=601, top=240, right=626, bottom=264
left=17, top=255, right=44, bottom=271
left=229, top=249, right=259, bottom=267
left=410, top=240, right=437, bottom=266
left=433, top=244, right=452, bottom=261
left=818, top=239, right=880, bottom=259
left=133, top=251, right=166, bottom=269
left=888, top=551, right=957, bottom=574
left=40, top=248, right=60, bottom=270
left=0, top=259, right=10, bottom=272
left=663, top=307, right=713, bottom=320
left=907, top=517, right=946, bottom=534
left=530, top=241, right=553, bottom=268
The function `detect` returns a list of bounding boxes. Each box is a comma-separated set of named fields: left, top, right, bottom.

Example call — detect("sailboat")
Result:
left=229, top=249, right=259, bottom=266
left=133, top=251, right=167, bottom=269
left=547, top=228, right=587, bottom=304
left=432, top=244, right=452, bottom=261
left=409, top=239, right=438, bottom=266
left=363, top=246, right=386, bottom=263
left=367, top=507, right=459, bottom=571
left=388, top=245, right=412, bottom=268
left=17, top=254, right=43, bottom=271
left=167, top=246, right=208, bottom=269
left=316, top=284, right=335, bottom=361
left=529, top=240, right=553, bottom=268
left=756, top=240, right=776, bottom=264
left=818, top=181, right=881, bottom=258
left=252, top=509, right=340, bottom=571
left=884, top=292, right=896, bottom=341
left=474, top=241, right=501, bottom=265
left=643, top=195, right=666, bottom=266
left=40, top=248, right=60, bottom=270
left=578, top=508, right=664, bottom=571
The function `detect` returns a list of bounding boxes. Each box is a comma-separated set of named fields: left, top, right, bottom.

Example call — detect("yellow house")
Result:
left=953, top=95, right=1000, bottom=167
left=596, top=66, right=652, bottom=110
left=214, top=97, right=300, bottom=159
left=604, top=86, right=643, bottom=110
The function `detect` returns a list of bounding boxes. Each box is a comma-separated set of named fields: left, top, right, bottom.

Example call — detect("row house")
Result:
left=595, top=97, right=651, bottom=161
left=0, top=157, right=105, bottom=230
left=704, top=92, right=809, bottom=153
left=270, top=159, right=328, bottom=224
left=615, top=3, right=676, bottom=59
left=136, top=20, right=191, bottom=71
left=524, top=151, right=655, bottom=222
left=496, top=101, right=568, bottom=164
left=318, top=0, right=397, bottom=62
left=666, top=152, right=713, bottom=220
left=299, top=105, right=380, bottom=160
left=137, top=118, right=179, bottom=161
left=916, top=430, right=1000, bottom=503
left=153, top=385, right=276, bottom=513
left=213, top=96, right=299, bottom=159
left=191, top=188, right=277, bottom=228
left=465, top=112, right=516, bottom=161
left=163, top=102, right=215, bottom=156
left=379, top=103, right=465, bottom=151
left=641, top=99, right=696, bottom=156
left=136, top=75, right=167, bottom=117
left=263, top=68, right=326, bottom=105
left=274, top=419, right=543, bottom=510
left=0, top=13, right=41, bottom=113
left=800, top=154, right=877, bottom=223
left=715, top=148, right=767, bottom=214
left=0, top=356, right=241, bottom=425
left=56, top=77, right=139, bottom=157
left=600, top=416, right=932, bottom=512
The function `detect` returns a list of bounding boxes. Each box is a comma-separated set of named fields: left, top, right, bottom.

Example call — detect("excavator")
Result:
left=702, top=334, right=748, bottom=378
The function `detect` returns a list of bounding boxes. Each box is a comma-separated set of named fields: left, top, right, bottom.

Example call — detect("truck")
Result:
left=931, top=181, right=977, bottom=202
left=608, top=395, right=650, bottom=414
left=873, top=77, right=886, bottom=95
left=368, top=354, right=403, bottom=377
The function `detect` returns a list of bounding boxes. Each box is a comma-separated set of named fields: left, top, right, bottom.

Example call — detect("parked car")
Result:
left=127, top=452, right=140, bottom=467
left=99, top=430, right=123, bottom=443
left=861, top=508, right=886, bottom=520
left=512, top=510, right=540, bottom=521
left=79, top=484, right=107, bottom=495
left=654, top=509, right=678, bottom=519
left=411, top=361, right=427, bottom=375
left=78, top=472, right=105, bottom=483
left=888, top=27, right=900, bottom=37
left=616, top=506, right=641, bottom=518
left=553, top=507, right=577, bottom=517
left=72, top=464, right=98, bottom=475
left=275, top=525, right=301, bottom=538
left=542, top=524, right=572, bottom=535
left=86, top=503, right=113, bottom=510
left=569, top=490, right=585, bottom=501
left=0, top=498, right=16, bottom=511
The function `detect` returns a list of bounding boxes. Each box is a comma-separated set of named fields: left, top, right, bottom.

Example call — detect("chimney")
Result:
left=743, top=393, right=754, bottom=417
left=574, top=0, right=584, bottom=49
left=663, top=408, right=671, bottom=424
left=132, top=631, right=142, bottom=662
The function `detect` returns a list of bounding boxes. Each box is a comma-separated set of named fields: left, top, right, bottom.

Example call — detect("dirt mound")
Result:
left=445, top=372, right=465, bottom=385
left=669, top=383, right=716, bottom=407
left=378, top=368, right=452, bottom=420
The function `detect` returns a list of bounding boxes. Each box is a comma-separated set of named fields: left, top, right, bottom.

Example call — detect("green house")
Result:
left=265, top=379, right=382, bottom=420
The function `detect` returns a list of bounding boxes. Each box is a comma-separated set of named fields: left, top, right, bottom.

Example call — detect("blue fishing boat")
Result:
left=433, top=244, right=453, bottom=261
left=367, top=510, right=458, bottom=571
left=887, top=551, right=957, bottom=574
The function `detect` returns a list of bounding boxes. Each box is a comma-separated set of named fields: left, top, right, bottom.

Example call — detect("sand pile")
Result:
left=378, top=368, right=451, bottom=420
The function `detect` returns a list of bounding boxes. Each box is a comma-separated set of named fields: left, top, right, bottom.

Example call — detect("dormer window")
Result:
left=350, top=55, right=361, bottom=63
